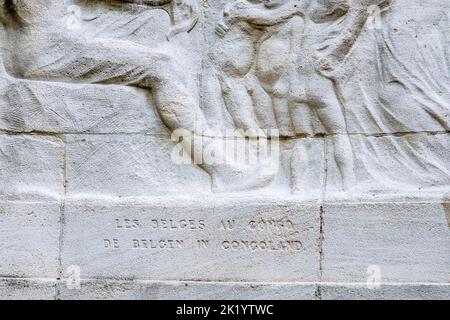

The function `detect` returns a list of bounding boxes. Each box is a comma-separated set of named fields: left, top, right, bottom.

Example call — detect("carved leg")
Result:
left=247, top=75, right=278, bottom=132
left=272, top=96, right=295, bottom=137
left=309, top=77, right=355, bottom=190
left=24, top=37, right=275, bottom=191
left=218, top=74, right=264, bottom=136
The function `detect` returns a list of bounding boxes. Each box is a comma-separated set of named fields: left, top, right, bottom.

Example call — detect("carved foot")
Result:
left=210, top=160, right=277, bottom=193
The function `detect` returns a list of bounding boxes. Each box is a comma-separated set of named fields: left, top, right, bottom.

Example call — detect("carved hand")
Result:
left=377, top=0, right=391, bottom=10
left=214, top=1, right=247, bottom=37
left=221, top=0, right=250, bottom=24
left=359, top=0, right=391, bottom=10
left=215, top=20, right=231, bottom=38
left=119, top=0, right=173, bottom=6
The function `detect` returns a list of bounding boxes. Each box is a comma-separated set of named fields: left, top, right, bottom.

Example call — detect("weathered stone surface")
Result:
left=61, top=199, right=320, bottom=282
left=65, top=134, right=211, bottom=197
left=0, top=79, right=166, bottom=135
left=322, top=202, right=450, bottom=283
left=325, top=133, right=450, bottom=199
left=0, top=134, right=64, bottom=201
left=58, top=280, right=318, bottom=300
left=0, top=0, right=449, bottom=300
left=3, top=278, right=450, bottom=300
left=319, top=283, right=450, bottom=300
left=0, top=278, right=56, bottom=300
left=0, top=201, right=60, bottom=278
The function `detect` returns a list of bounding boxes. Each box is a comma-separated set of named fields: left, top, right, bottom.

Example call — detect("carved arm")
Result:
left=119, top=0, right=173, bottom=6
left=315, top=0, right=391, bottom=75
left=223, top=0, right=305, bottom=27
left=116, top=0, right=199, bottom=39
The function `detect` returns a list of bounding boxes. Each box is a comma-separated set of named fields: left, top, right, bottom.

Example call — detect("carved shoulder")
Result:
left=310, top=0, right=350, bottom=23
left=120, top=0, right=173, bottom=6
left=0, top=0, right=20, bottom=25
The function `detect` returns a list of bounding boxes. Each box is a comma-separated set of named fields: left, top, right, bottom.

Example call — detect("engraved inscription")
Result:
left=221, top=240, right=303, bottom=251
left=132, top=239, right=185, bottom=249
left=102, top=215, right=304, bottom=253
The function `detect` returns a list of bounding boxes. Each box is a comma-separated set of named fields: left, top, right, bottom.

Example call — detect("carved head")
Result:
left=0, top=0, right=17, bottom=25
left=310, top=0, right=349, bottom=22
left=263, top=0, right=290, bottom=9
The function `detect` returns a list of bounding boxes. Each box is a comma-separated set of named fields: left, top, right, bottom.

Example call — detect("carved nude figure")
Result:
left=253, top=0, right=305, bottom=137
left=294, top=0, right=390, bottom=190
left=214, top=0, right=390, bottom=190
left=0, top=0, right=275, bottom=192
left=210, top=0, right=304, bottom=136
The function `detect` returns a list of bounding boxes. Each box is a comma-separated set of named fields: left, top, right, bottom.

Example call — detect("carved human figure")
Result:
left=294, top=0, right=390, bottom=190
left=0, top=0, right=275, bottom=192
left=215, top=0, right=390, bottom=190
left=254, top=0, right=305, bottom=137
left=210, top=0, right=304, bottom=136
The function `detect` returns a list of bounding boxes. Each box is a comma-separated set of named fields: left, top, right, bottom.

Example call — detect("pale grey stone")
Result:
left=0, top=278, right=56, bottom=300
left=319, top=284, right=450, bottom=300
left=326, top=133, right=450, bottom=198
left=58, top=280, right=318, bottom=300
left=290, top=139, right=326, bottom=199
left=0, top=0, right=449, bottom=300
left=65, top=134, right=211, bottom=197
left=3, top=278, right=450, bottom=300
left=0, top=134, right=64, bottom=201
left=0, top=201, right=60, bottom=278
left=0, top=79, right=167, bottom=135
left=322, top=202, right=450, bottom=283
left=61, top=199, right=320, bottom=282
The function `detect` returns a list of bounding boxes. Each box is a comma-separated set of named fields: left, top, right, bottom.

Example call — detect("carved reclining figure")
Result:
left=0, top=13, right=154, bottom=133
left=0, top=0, right=276, bottom=192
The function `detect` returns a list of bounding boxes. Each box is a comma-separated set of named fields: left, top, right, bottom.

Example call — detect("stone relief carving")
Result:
left=0, top=0, right=449, bottom=300
left=209, top=0, right=394, bottom=192
left=0, top=0, right=276, bottom=193
left=0, top=0, right=449, bottom=198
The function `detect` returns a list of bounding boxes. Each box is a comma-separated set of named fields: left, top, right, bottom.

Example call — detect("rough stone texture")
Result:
left=0, top=278, right=56, bottom=300
left=2, top=278, right=450, bottom=300
left=0, top=80, right=167, bottom=135
left=0, top=201, right=60, bottom=278
left=319, top=283, right=450, bottom=300
left=0, top=134, right=64, bottom=201
left=57, top=280, right=318, bottom=300
left=0, top=0, right=449, bottom=299
left=65, top=134, right=211, bottom=197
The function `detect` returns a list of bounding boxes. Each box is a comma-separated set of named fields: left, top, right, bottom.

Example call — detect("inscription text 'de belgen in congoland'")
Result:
left=103, top=217, right=303, bottom=252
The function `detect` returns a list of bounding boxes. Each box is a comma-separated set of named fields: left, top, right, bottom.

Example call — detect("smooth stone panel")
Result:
left=65, top=134, right=211, bottom=198
left=319, top=283, right=450, bottom=300
left=61, top=199, right=320, bottom=282
left=0, top=201, right=60, bottom=278
left=322, top=202, right=450, bottom=283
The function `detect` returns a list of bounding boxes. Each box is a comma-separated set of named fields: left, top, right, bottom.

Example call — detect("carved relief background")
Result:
left=0, top=0, right=449, bottom=299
